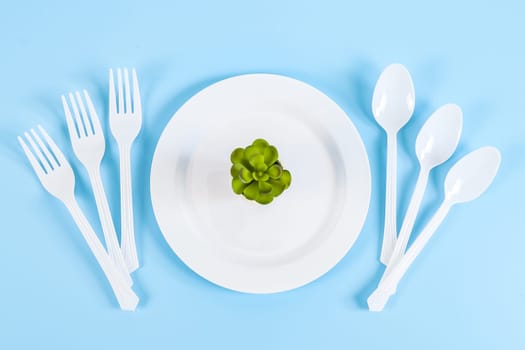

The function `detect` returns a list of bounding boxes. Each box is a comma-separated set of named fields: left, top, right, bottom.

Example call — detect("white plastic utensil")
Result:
left=62, top=91, right=132, bottom=285
left=368, top=146, right=501, bottom=311
left=383, top=104, right=462, bottom=273
left=18, top=126, right=139, bottom=311
left=372, top=64, right=416, bottom=264
left=109, top=68, right=142, bottom=272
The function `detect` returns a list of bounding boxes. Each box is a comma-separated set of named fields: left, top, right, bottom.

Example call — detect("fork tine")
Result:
left=132, top=68, right=141, bottom=114
left=30, top=128, right=58, bottom=169
left=18, top=135, right=45, bottom=178
left=117, top=68, right=124, bottom=114
left=75, top=91, right=94, bottom=135
left=124, top=68, right=132, bottom=114
left=24, top=130, right=52, bottom=174
left=83, top=90, right=102, bottom=134
left=38, top=125, right=68, bottom=166
left=109, top=69, right=117, bottom=116
left=68, top=92, right=87, bottom=137
left=62, top=95, right=80, bottom=139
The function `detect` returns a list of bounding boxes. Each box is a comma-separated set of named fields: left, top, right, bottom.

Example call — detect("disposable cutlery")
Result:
left=372, top=64, right=415, bottom=264
left=383, top=104, right=462, bottom=274
left=109, top=68, right=142, bottom=272
left=368, top=147, right=501, bottom=311
left=62, top=91, right=132, bottom=283
left=18, top=126, right=138, bottom=310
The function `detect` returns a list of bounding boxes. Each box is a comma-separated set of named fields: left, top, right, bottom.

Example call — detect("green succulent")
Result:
left=230, top=139, right=291, bottom=205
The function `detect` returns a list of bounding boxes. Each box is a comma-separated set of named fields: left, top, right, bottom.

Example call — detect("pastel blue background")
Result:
left=1, top=0, right=523, bottom=348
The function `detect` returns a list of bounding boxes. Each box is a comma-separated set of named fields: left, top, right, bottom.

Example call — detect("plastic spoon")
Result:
left=368, top=146, right=501, bottom=311
left=383, top=104, right=463, bottom=274
left=372, top=64, right=415, bottom=264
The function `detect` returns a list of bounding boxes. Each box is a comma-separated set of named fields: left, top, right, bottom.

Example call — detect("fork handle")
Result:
left=119, top=144, right=139, bottom=272
left=64, top=198, right=139, bottom=311
left=87, top=168, right=132, bottom=284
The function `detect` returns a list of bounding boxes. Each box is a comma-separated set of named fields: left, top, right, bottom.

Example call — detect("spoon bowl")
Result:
left=416, top=103, right=463, bottom=169
left=372, top=63, right=415, bottom=133
left=445, top=146, right=501, bottom=204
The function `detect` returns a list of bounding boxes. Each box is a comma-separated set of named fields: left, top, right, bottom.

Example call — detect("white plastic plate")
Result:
left=151, top=74, right=371, bottom=293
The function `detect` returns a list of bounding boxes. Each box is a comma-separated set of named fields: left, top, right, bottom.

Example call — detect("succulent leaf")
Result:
left=267, top=164, right=282, bottom=179
left=280, top=170, right=291, bottom=189
left=264, top=146, right=278, bottom=166
left=230, top=163, right=244, bottom=177
left=256, top=193, right=274, bottom=204
left=243, top=182, right=259, bottom=200
left=244, top=145, right=262, bottom=159
left=269, top=179, right=285, bottom=196
left=258, top=180, right=272, bottom=194
left=230, top=148, right=245, bottom=163
left=249, top=154, right=267, bottom=172
left=232, top=178, right=247, bottom=194
left=252, top=139, right=269, bottom=148
left=239, top=167, right=253, bottom=183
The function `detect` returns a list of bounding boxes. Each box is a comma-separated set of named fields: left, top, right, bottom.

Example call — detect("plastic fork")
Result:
left=18, top=126, right=138, bottom=311
left=62, top=91, right=132, bottom=283
left=109, top=68, right=142, bottom=272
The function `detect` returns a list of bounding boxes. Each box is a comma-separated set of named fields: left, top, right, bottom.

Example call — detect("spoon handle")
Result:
left=383, top=167, right=430, bottom=277
left=380, top=134, right=398, bottom=264
left=368, top=202, right=451, bottom=311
